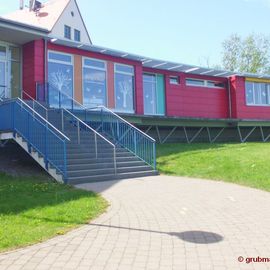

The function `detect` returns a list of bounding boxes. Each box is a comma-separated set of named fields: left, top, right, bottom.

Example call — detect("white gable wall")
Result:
left=50, top=0, right=91, bottom=45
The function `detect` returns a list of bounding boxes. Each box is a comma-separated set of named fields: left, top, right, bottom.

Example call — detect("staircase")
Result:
left=0, top=91, right=158, bottom=184
left=47, top=108, right=157, bottom=184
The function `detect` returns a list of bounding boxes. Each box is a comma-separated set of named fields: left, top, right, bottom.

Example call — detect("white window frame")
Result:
left=47, top=50, right=74, bottom=99
left=169, top=75, right=180, bottom=85
left=245, top=81, right=270, bottom=107
left=48, top=50, right=73, bottom=65
left=186, top=78, right=225, bottom=89
left=114, top=63, right=135, bottom=113
left=82, top=57, right=108, bottom=107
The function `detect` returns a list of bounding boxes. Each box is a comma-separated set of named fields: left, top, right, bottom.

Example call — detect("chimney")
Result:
left=29, top=0, right=35, bottom=11
left=19, top=0, right=24, bottom=10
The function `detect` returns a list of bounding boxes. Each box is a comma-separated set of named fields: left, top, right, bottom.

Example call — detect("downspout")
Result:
left=43, top=38, right=48, bottom=101
left=227, top=77, right=232, bottom=118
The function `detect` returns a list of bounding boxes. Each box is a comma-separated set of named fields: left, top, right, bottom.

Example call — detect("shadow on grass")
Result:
left=0, top=172, right=99, bottom=216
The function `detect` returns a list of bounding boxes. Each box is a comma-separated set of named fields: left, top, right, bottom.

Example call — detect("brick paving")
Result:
left=0, top=175, right=270, bottom=270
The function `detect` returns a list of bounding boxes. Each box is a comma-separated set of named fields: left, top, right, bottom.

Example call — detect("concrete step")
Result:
left=68, top=170, right=159, bottom=185
left=67, top=165, right=152, bottom=177
left=67, top=156, right=140, bottom=165
left=67, top=152, right=134, bottom=159
left=67, top=160, right=146, bottom=171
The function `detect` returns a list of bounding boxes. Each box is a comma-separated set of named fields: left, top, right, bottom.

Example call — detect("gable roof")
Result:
left=2, top=0, right=70, bottom=31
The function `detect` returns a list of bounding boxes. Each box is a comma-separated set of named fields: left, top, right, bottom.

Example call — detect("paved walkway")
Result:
left=0, top=176, right=270, bottom=270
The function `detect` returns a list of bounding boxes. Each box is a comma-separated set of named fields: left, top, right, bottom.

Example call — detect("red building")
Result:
left=1, top=0, right=270, bottom=143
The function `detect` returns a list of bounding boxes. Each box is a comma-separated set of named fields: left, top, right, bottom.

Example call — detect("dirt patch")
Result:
left=0, top=140, right=53, bottom=180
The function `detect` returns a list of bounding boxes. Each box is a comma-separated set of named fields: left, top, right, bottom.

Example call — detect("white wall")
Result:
left=51, top=0, right=91, bottom=45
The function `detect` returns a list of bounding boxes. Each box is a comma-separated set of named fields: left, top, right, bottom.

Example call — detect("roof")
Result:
left=51, top=38, right=270, bottom=80
left=2, top=0, right=70, bottom=31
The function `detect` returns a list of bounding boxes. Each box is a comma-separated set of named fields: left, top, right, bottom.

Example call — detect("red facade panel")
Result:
left=143, top=67, right=229, bottom=119
left=24, top=40, right=270, bottom=121
left=230, top=76, right=270, bottom=120
left=23, top=40, right=45, bottom=99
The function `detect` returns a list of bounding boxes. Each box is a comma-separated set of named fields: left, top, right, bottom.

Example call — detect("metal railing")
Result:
left=88, top=106, right=156, bottom=169
left=36, top=82, right=156, bottom=169
left=22, top=91, right=49, bottom=120
left=61, top=108, right=117, bottom=174
left=0, top=85, right=6, bottom=101
left=0, top=98, right=70, bottom=182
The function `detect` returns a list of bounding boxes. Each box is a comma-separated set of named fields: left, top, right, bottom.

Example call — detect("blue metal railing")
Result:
left=0, top=99, right=70, bottom=182
left=0, top=86, right=6, bottom=101
left=88, top=106, right=156, bottom=169
left=36, top=82, right=156, bottom=169
left=61, top=108, right=117, bottom=173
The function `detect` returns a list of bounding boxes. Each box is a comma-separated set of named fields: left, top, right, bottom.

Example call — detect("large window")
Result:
left=48, top=51, right=73, bottom=108
left=83, top=58, right=107, bottom=108
left=114, top=64, right=134, bottom=113
left=246, top=81, right=270, bottom=105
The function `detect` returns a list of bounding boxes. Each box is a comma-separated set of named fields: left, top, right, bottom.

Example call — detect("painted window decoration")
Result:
left=48, top=51, right=73, bottom=108
left=83, top=58, right=107, bottom=108
left=143, top=73, right=165, bottom=116
left=74, top=29, right=81, bottom=42
left=246, top=81, right=270, bottom=106
left=186, top=78, right=225, bottom=88
left=64, top=25, right=71, bottom=39
left=114, top=64, right=134, bottom=113
left=169, top=76, right=179, bottom=85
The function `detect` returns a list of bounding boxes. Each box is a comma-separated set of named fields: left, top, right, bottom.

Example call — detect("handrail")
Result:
left=62, top=108, right=114, bottom=147
left=89, top=106, right=156, bottom=142
left=0, top=100, right=68, bottom=181
left=22, top=91, right=49, bottom=120
left=4, top=98, right=70, bottom=142
left=37, top=82, right=156, bottom=169
left=62, top=108, right=117, bottom=174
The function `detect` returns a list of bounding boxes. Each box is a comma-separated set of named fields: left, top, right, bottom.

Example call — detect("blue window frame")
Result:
left=74, top=29, right=81, bottom=42
left=64, top=25, right=71, bottom=39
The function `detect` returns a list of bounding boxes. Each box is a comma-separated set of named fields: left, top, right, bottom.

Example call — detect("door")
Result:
left=0, top=60, right=7, bottom=99
left=143, top=74, right=157, bottom=115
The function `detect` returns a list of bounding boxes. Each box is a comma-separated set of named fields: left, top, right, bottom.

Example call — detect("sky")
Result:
left=0, top=0, right=270, bottom=67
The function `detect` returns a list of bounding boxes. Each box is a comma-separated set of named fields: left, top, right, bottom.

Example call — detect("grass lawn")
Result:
left=157, top=142, right=270, bottom=192
left=0, top=173, right=107, bottom=252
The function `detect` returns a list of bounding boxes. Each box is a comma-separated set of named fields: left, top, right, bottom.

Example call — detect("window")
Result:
left=83, top=58, right=107, bottom=108
left=74, top=29, right=81, bottom=42
left=186, top=78, right=225, bottom=88
left=143, top=74, right=156, bottom=115
left=169, top=76, right=179, bottom=85
left=186, top=78, right=205, bottom=86
left=245, top=81, right=270, bottom=106
left=48, top=51, right=73, bottom=108
left=114, top=64, right=134, bottom=113
left=64, top=25, right=71, bottom=39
